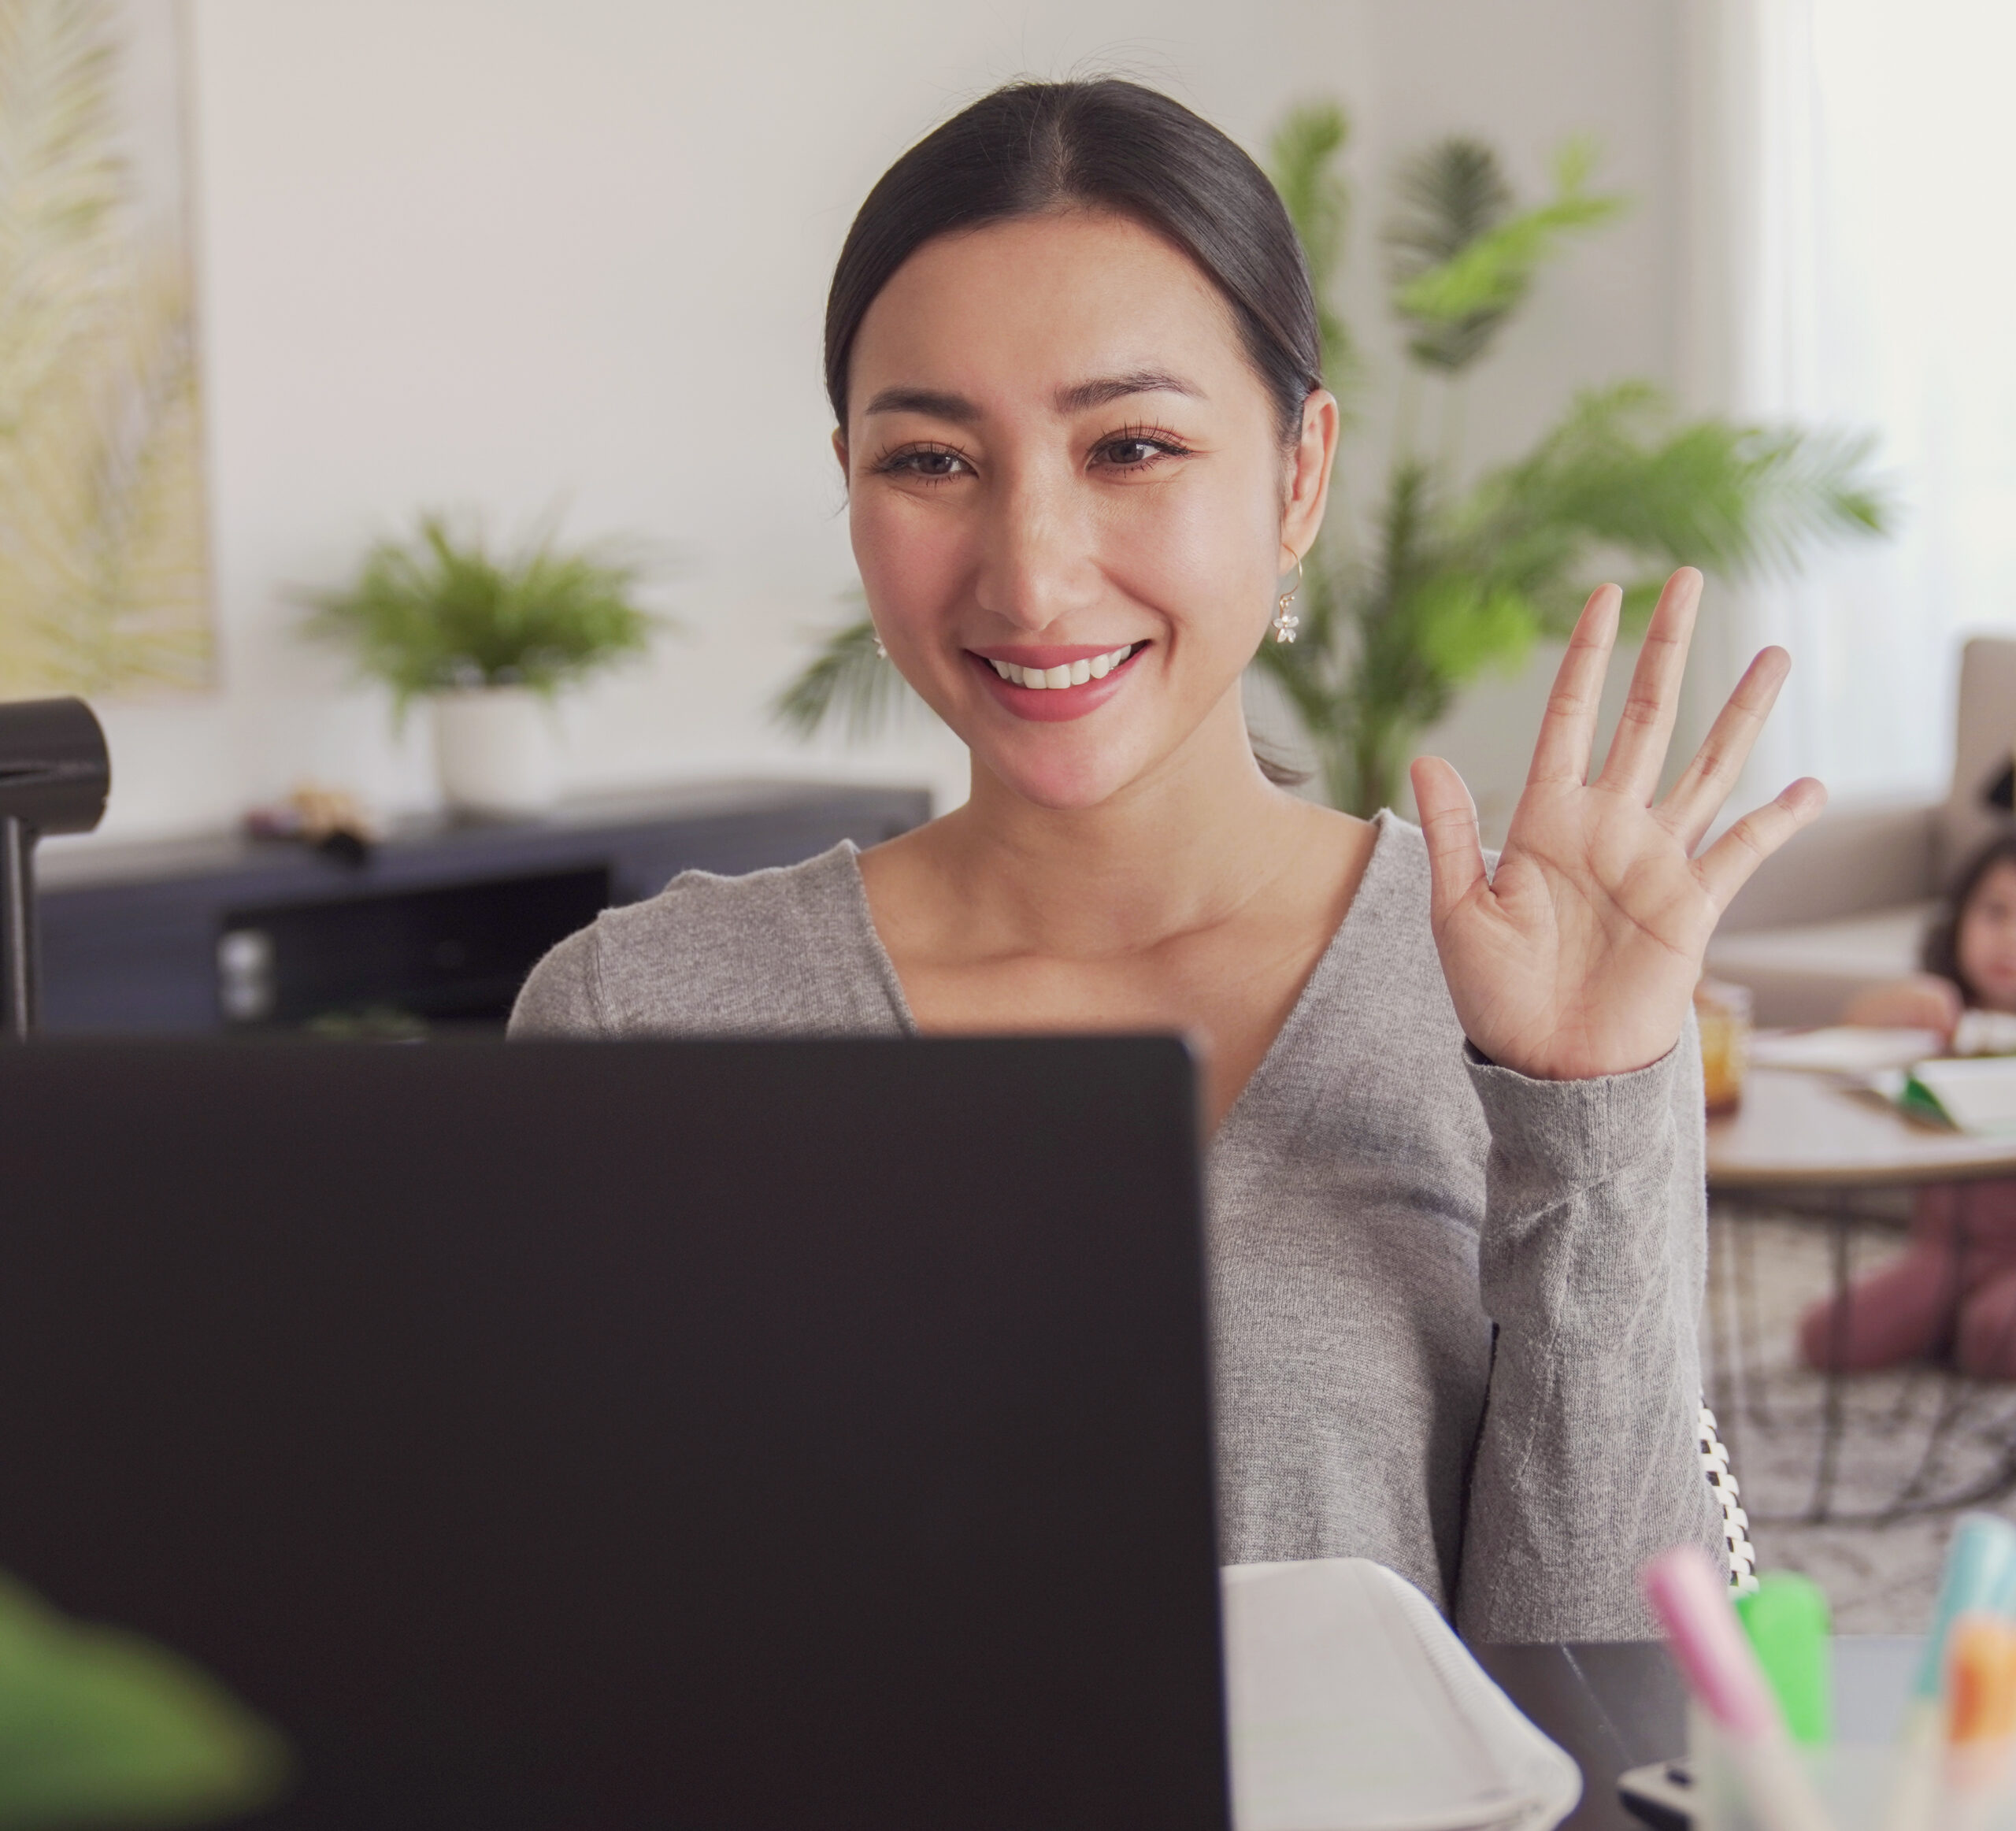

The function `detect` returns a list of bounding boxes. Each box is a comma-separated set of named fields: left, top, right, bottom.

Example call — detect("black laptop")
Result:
left=0, top=1036, right=1227, bottom=1829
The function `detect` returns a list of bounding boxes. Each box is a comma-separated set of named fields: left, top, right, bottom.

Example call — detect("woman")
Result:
left=513, top=80, right=1822, bottom=1640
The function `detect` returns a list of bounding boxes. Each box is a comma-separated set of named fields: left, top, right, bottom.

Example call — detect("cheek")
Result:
left=1102, top=470, right=1280, bottom=643
left=1961, top=914, right=2016, bottom=973
left=848, top=492, right=969, bottom=636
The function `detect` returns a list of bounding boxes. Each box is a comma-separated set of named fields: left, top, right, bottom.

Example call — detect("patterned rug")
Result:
left=1706, top=1214, right=2016, bottom=1631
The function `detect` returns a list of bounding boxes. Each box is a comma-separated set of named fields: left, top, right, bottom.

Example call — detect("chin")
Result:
left=970, top=727, right=1160, bottom=812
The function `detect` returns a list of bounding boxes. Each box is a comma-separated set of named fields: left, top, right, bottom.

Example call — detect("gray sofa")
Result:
left=1705, top=636, right=2016, bottom=1028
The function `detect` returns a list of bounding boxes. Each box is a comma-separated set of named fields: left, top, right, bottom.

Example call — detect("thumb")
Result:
left=1410, top=755, right=1487, bottom=928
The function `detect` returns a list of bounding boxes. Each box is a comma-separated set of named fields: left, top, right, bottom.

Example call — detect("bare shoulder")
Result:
left=854, top=810, right=977, bottom=964
left=1284, top=798, right=1380, bottom=915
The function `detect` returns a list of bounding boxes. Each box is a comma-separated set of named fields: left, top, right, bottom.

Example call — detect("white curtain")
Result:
left=1682, top=0, right=2016, bottom=806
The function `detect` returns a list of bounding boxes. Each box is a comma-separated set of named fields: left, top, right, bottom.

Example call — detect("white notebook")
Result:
left=1221, top=1559, right=1582, bottom=1831
left=1909, top=1054, right=2016, bottom=1136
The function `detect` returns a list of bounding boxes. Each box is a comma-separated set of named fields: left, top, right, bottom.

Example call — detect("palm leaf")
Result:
left=769, top=616, right=923, bottom=743
left=1458, top=384, right=1894, bottom=621
left=1386, top=135, right=1624, bottom=373
left=1266, top=101, right=1356, bottom=402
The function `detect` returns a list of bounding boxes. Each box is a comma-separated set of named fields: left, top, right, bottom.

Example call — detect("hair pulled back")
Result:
left=825, top=79, right=1322, bottom=444
left=1924, top=830, right=2016, bottom=1006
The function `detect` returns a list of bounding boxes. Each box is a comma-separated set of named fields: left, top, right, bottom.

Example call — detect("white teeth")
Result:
left=989, top=643, right=1137, bottom=688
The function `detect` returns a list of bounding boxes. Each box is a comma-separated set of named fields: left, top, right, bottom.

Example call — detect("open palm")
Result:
left=1410, top=569, right=1825, bottom=1082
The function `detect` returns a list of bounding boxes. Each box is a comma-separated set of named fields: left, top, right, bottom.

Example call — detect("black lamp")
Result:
left=0, top=698, right=110, bottom=1039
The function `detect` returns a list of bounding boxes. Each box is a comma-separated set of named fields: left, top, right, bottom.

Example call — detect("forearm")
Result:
left=1452, top=1029, right=1722, bottom=1644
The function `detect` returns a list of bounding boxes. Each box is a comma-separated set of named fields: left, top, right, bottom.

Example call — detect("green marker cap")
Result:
left=1736, top=1571, right=1832, bottom=1746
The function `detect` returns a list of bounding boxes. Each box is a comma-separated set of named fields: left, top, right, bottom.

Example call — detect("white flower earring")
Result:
left=1272, top=554, right=1303, bottom=644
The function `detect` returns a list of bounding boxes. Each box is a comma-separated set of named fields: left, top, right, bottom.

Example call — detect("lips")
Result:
left=969, top=642, right=1147, bottom=723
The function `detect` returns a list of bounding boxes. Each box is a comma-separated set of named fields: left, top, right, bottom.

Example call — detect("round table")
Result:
left=1709, top=1066, right=2016, bottom=1191
left=1707, top=1066, right=2016, bottom=1523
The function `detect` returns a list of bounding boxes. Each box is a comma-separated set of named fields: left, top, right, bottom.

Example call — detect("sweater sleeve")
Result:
left=1451, top=1015, right=1724, bottom=1643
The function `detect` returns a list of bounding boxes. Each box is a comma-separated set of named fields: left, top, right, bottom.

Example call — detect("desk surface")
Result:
left=1480, top=1636, right=1917, bottom=1829
left=1707, top=1067, right=2016, bottom=1191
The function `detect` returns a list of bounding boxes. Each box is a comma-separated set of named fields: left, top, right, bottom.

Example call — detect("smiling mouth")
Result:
left=979, top=643, right=1143, bottom=690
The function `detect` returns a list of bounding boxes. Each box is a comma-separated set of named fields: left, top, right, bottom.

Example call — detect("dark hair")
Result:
left=824, top=79, right=1322, bottom=444
left=1924, top=830, right=2016, bottom=1005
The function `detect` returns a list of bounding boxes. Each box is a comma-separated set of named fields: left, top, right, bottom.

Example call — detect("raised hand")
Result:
left=1408, top=568, right=1825, bottom=1082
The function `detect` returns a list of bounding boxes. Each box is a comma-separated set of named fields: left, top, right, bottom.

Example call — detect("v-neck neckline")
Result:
left=832, top=812, right=1401, bottom=1143
left=1210, top=810, right=1396, bottom=1147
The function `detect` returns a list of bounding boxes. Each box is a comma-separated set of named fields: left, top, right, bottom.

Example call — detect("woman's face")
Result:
left=1959, top=858, right=2016, bottom=1011
left=839, top=209, right=1335, bottom=810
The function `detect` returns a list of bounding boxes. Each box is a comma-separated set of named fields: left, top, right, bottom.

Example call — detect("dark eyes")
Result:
left=872, top=431, right=1191, bottom=482
left=1095, top=434, right=1191, bottom=470
left=878, top=444, right=970, bottom=480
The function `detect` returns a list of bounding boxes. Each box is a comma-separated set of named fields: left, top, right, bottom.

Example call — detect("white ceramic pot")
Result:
left=431, top=686, right=559, bottom=817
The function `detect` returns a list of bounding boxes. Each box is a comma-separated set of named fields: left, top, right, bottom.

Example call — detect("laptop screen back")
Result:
left=0, top=1036, right=1227, bottom=1830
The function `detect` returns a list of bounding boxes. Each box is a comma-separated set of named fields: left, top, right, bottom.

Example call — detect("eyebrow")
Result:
left=1053, top=369, right=1202, bottom=413
left=860, top=369, right=1203, bottom=422
left=862, top=386, right=981, bottom=422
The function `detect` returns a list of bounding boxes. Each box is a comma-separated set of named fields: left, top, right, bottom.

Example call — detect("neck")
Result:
left=933, top=689, right=1313, bottom=956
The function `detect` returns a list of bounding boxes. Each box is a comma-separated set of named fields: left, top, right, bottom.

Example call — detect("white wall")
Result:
left=71, top=0, right=1688, bottom=852
left=1355, top=0, right=1691, bottom=841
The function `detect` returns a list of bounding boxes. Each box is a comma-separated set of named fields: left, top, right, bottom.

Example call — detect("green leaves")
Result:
left=0, top=1570, right=289, bottom=1829
left=1266, top=101, right=1355, bottom=400
left=1462, top=384, right=1892, bottom=591
left=1268, top=377, right=1892, bottom=812
left=1386, top=135, right=1624, bottom=374
left=769, top=612, right=921, bottom=741
left=305, top=512, right=663, bottom=713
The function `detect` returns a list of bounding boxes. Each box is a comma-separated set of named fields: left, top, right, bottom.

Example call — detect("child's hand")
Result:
left=1844, top=973, right=1963, bottom=1040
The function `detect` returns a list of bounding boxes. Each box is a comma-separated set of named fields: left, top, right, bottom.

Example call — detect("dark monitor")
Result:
left=0, top=1036, right=1227, bottom=1829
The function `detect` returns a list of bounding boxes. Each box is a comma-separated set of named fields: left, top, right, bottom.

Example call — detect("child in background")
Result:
left=1800, top=832, right=2016, bottom=1377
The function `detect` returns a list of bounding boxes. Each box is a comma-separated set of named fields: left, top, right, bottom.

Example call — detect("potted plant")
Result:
left=307, top=513, right=660, bottom=817
left=774, top=104, right=1891, bottom=814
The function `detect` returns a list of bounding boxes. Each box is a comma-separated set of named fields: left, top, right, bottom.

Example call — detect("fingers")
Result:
left=1659, top=644, right=1794, bottom=852
left=1410, top=754, right=1488, bottom=926
left=1694, top=777, right=1829, bottom=912
left=1526, top=584, right=1621, bottom=788
left=1596, top=568, right=1702, bottom=802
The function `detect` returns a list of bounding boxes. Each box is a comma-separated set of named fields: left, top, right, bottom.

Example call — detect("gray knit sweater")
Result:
left=510, top=812, right=1722, bottom=1640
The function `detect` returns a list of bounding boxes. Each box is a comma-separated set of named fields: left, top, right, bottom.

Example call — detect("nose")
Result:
left=971, top=462, right=1102, bottom=634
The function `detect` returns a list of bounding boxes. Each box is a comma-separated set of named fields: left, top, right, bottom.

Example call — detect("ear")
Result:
left=1279, top=389, right=1340, bottom=569
left=832, top=428, right=850, bottom=480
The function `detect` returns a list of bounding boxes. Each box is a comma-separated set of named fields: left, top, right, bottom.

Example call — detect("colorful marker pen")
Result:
left=1940, top=1614, right=2016, bottom=1831
left=1737, top=1572, right=1832, bottom=1747
left=1884, top=1514, right=2016, bottom=1831
left=1643, top=1544, right=1836, bottom=1831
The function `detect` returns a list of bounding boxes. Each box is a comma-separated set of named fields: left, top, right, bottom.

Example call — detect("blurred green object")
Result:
left=1736, top=1570, right=1833, bottom=1747
left=770, top=591, right=914, bottom=743
left=0, top=1569, right=289, bottom=1829
left=304, top=1003, right=428, bottom=1042
left=777, top=100, right=1892, bottom=816
left=306, top=510, right=664, bottom=718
